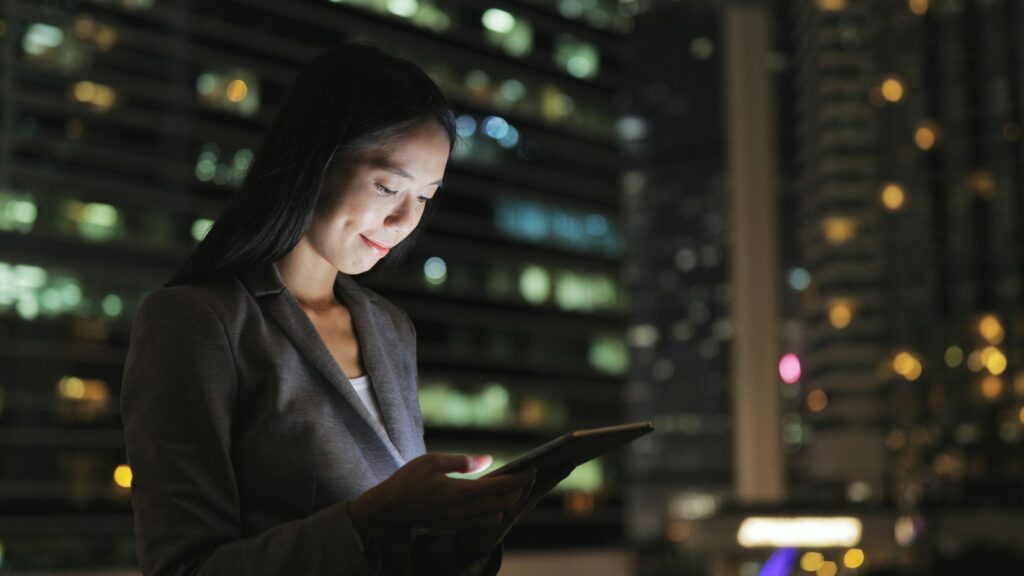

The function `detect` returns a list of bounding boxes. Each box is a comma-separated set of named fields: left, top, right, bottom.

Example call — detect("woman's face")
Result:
left=307, top=121, right=450, bottom=275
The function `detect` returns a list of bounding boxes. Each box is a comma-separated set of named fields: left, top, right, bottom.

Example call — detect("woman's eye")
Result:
left=375, top=183, right=397, bottom=195
left=417, top=196, right=432, bottom=204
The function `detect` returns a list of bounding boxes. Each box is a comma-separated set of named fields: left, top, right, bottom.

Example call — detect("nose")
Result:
left=384, top=193, right=421, bottom=237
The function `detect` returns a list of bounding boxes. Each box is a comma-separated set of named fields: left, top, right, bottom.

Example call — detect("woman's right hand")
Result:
left=348, top=453, right=535, bottom=541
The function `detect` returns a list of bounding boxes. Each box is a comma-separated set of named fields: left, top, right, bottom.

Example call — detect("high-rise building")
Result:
left=0, top=0, right=635, bottom=569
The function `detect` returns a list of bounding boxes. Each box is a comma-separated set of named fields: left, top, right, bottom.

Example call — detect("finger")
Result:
left=464, top=471, right=534, bottom=497
left=434, top=453, right=492, bottom=474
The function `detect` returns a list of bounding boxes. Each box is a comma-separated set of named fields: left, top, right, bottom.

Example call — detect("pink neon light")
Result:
left=779, top=353, right=801, bottom=384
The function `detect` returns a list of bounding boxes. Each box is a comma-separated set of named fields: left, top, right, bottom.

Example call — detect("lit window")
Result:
left=195, top=143, right=253, bottom=187
left=0, top=191, right=38, bottom=233
left=196, top=69, right=260, bottom=117
left=423, top=256, right=447, bottom=286
left=554, top=34, right=599, bottom=79
left=519, top=265, right=550, bottom=304
left=64, top=200, right=122, bottom=242
left=589, top=334, right=627, bottom=375
left=71, top=80, right=118, bottom=112
left=482, top=8, right=532, bottom=57
left=881, top=183, right=906, bottom=210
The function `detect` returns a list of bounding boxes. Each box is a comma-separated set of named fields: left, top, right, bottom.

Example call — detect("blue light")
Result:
left=787, top=267, right=811, bottom=291
left=455, top=114, right=477, bottom=137
left=585, top=214, right=608, bottom=235
left=497, top=126, right=519, bottom=148
left=482, top=116, right=510, bottom=139
left=759, top=547, right=797, bottom=576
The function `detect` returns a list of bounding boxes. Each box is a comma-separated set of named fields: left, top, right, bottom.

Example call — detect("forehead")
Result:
left=357, top=124, right=450, bottom=177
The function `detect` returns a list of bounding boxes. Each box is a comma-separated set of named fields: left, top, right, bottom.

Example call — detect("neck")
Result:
left=276, top=238, right=340, bottom=312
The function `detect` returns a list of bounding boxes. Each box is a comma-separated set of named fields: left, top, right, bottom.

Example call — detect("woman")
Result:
left=121, top=42, right=569, bottom=575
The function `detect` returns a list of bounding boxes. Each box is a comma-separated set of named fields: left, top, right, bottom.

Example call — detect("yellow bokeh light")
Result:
left=909, top=0, right=928, bottom=15
left=808, top=389, right=828, bottom=412
left=1019, top=406, right=1024, bottom=425
left=818, top=560, right=838, bottom=576
left=822, top=217, right=856, bottom=245
left=226, top=79, right=248, bottom=103
left=966, top=170, right=996, bottom=200
left=982, top=346, right=1007, bottom=376
left=980, top=375, right=1003, bottom=400
left=94, top=26, right=118, bottom=50
left=667, top=521, right=691, bottom=542
left=881, top=78, right=904, bottom=103
left=73, top=15, right=97, bottom=38
left=882, top=183, right=906, bottom=210
left=113, top=464, right=132, bottom=488
left=894, top=352, right=914, bottom=375
left=904, top=361, right=922, bottom=381
left=829, top=302, right=853, bottom=329
left=967, top=350, right=984, bottom=372
left=844, top=548, right=866, bottom=569
left=915, top=122, right=938, bottom=150
left=978, top=314, right=1004, bottom=344
left=893, top=351, right=923, bottom=381
left=801, top=552, right=825, bottom=572
left=815, top=0, right=847, bottom=10
left=91, top=85, right=116, bottom=111
left=1015, top=373, right=1024, bottom=396
left=73, top=81, right=97, bottom=103
left=944, top=345, right=963, bottom=368
left=58, top=376, right=86, bottom=399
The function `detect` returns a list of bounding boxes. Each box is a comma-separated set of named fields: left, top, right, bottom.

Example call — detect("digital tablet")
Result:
left=482, top=421, right=655, bottom=478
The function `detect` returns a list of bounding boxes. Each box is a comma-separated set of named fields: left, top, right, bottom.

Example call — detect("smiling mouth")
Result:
left=360, top=235, right=391, bottom=256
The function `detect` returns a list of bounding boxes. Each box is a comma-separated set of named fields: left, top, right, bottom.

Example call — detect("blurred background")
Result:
left=1, top=0, right=1023, bottom=574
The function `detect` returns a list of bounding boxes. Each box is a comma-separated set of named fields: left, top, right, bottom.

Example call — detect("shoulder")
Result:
left=135, top=274, right=248, bottom=330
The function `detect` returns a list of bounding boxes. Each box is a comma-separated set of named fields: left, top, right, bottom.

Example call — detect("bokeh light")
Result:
left=113, top=465, right=132, bottom=488
left=780, top=354, right=802, bottom=384
left=844, top=548, right=865, bottom=569
left=882, top=183, right=906, bottom=210
left=881, top=77, right=904, bottom=102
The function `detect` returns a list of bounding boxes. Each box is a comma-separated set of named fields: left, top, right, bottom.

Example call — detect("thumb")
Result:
left=438, top=454, right=493, bottom=474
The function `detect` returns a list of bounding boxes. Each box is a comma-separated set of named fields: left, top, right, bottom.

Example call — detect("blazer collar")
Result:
left=237, top=262, right=417, bottom=468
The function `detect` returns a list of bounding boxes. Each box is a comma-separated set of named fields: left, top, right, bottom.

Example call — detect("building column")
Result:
left=723, top=2, right=785, bottom=505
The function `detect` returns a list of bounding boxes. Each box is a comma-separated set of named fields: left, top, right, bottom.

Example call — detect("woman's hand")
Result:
left=455, top=465, right=574, bottom=562
left=348, top=453, right=535, bottom=541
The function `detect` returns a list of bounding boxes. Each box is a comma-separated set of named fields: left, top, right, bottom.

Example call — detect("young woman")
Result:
left=121, top=42, right=569, bottom=575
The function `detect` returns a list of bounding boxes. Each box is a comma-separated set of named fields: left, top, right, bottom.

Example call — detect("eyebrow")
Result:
left=367, top=157, right=444, bottom=187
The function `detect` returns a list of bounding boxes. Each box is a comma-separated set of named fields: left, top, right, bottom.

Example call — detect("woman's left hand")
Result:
left=454, top=465, right=574, bottom=562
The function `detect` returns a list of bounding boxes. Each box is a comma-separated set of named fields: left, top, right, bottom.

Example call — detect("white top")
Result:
left=348, top=374, right=386, bottom=433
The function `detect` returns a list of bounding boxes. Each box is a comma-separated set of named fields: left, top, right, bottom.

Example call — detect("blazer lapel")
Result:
left=238, top=262, right=406, bottom=467
left=334, top=275, right=421, bottom=465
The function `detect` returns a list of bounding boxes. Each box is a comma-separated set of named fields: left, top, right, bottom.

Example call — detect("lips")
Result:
left=360, top=235, right=391, bottom=256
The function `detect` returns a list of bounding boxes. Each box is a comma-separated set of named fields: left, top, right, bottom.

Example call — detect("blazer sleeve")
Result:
left=392, top=308, right=503, bottom=576
left=121, top=287, right=376, bottom=576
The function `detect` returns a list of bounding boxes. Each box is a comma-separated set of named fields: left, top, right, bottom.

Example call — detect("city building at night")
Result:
left=0, top=0, right=636, bottom=570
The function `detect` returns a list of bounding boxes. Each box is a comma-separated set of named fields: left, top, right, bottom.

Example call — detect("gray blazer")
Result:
left=121, top=262, right=501, bottom=575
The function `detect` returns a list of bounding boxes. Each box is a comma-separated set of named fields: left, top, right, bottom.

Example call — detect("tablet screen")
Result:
left=482, top=421, right=654, bottom=478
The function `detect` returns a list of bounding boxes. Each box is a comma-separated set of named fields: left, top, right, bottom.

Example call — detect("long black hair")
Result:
left=167, top=42, right=456, bottom=287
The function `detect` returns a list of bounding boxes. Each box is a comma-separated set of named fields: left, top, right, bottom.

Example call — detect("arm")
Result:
left=121, top=287, right=376, bottom=575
